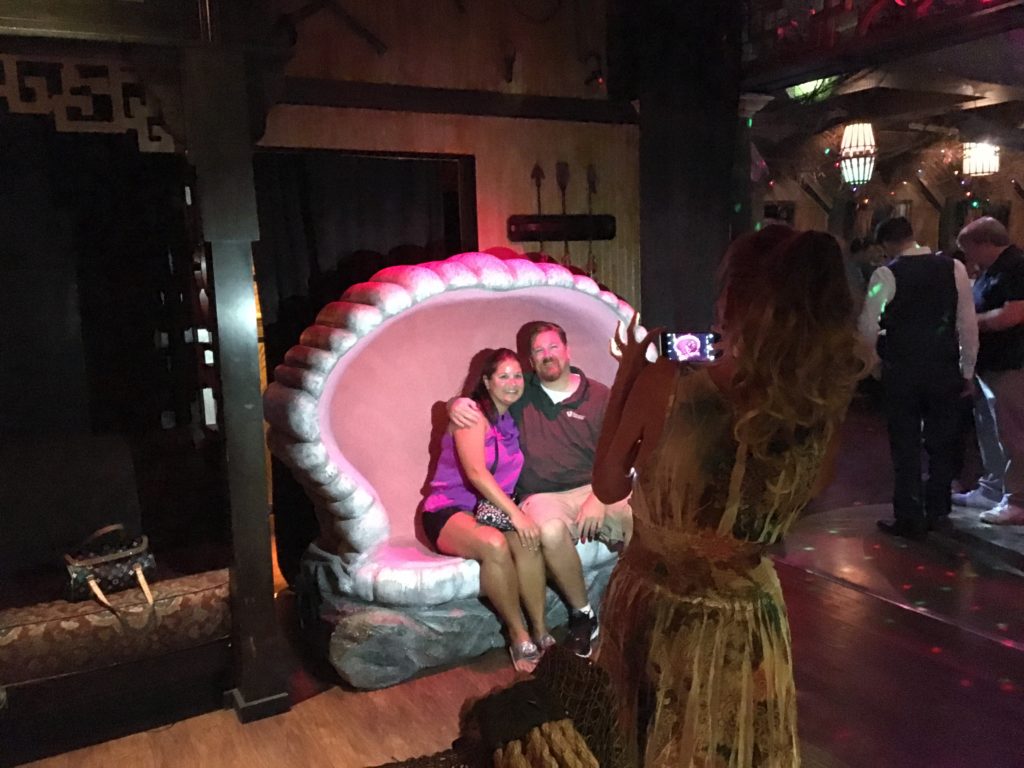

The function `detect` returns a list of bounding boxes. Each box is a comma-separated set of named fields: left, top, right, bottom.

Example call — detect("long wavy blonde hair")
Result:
left=719, top=228, right=870, bottom=461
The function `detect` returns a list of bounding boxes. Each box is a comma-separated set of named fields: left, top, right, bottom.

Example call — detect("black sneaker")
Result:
left=566, top=609, right=599, bottom=658
left=876, top=519, right=927, bottom=541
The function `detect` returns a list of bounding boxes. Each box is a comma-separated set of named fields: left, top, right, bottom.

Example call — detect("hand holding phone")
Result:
left=658, top=331, right=720, bottom=362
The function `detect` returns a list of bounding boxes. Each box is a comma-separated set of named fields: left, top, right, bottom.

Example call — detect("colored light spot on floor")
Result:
left=914, top=600, right=928, bottom=607
left=901, top=583, right=912, bottom=591
left=959, top=679, right=972, bottom=688
left=940, top=586, right=952, bottom=592
left=930, top=646, right=942, bottom=654
left=802, top=546, right=815, bottom=551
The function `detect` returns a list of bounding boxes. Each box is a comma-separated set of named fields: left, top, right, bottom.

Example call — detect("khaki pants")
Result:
left=521, top=484, right=632, bottom=546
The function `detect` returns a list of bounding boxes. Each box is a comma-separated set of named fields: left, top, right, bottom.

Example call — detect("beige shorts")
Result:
left=521, top=484, right=632, bottom=546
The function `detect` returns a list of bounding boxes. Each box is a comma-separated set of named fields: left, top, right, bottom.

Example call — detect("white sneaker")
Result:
left=952, top=488, right=1003, bottom=509
left=979, top=501, right=1024, bottom=525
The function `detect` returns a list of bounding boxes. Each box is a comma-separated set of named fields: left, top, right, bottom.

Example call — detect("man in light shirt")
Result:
left=954, top=217, right=1024, bottom=525
left=858, top=217, right=978, bottom=539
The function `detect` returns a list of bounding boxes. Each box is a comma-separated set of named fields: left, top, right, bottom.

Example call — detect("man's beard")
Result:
left=537, top=358, right=564, bottom=382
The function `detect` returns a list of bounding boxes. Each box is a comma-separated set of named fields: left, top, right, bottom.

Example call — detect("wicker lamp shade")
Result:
left=962, top=142, right=1000, bottom=177
left=839, top=123, right=877, bottom=185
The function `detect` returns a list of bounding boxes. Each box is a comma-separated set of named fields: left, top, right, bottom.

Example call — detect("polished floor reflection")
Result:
left=776, top=394, right=1024, bottom=767
left=779, top=505, right=1024, bottom=650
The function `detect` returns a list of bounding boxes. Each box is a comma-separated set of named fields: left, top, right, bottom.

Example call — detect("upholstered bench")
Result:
left=0, top=569, right=230, bottom=687
left=0, top=569, right=232, bottom=763
left=264, top=252, right=637, bottom=688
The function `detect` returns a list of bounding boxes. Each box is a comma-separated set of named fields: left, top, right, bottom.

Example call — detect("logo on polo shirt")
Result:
left=565, top=411, right=586, bottom=420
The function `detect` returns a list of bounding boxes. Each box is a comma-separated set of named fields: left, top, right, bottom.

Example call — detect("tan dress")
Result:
left=598, top=365, right=829, bottom=768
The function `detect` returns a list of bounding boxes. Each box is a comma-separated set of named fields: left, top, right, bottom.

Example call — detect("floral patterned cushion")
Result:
left=0, top=569, right=230, bottom=686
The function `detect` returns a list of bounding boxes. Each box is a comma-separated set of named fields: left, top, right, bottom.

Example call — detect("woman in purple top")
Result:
left=423, top=348, right=551, bottom=672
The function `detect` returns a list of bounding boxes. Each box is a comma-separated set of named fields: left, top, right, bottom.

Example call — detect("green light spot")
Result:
left=746, top=117, right=753, bottom=128
left=868, top=283, right=884, bottom=298
left=784, top=77, right=838, bottom=102
left=914, top=600, right=927, bottom=607
left=940, top=586, right=953, bottom=592
left=754, top=221, right=763, bottom=231
left=971, top=200, right=980, bottom=208
left=733, top=202, right=742, bottom=213
left=824, top=147, right=831, bottom=155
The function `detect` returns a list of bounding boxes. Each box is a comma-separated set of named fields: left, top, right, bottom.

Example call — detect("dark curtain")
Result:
left=252, top=151, right=447, bottom=328
left=253, top=150, right=457, bottom=583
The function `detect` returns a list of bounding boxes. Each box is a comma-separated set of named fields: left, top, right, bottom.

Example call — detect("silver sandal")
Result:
left=509, top=640, right=540, bottom=673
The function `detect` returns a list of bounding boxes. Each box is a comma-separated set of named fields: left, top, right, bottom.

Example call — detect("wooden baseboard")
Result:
left=224, top=687, right=291, bottom=723
left=0, top=639, right=230, bottom=767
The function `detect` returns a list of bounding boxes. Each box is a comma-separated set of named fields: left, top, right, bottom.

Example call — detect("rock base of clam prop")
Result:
left=298, top=548, right=616, bottom=689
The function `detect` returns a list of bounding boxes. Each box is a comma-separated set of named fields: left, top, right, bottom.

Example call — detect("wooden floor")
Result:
left=19, top=396, right=1024, bottom=768
left=20, top=554, right=1024, bottom=768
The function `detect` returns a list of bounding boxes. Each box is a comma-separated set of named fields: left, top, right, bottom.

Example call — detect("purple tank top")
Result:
left=423, top=412, right=523, bottom=513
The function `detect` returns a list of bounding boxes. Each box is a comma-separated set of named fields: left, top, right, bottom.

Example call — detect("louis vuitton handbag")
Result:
left=65, top=524, right=156, bottom=608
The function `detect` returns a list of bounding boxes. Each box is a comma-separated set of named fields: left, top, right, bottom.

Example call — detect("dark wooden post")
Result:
left=183, top=47, right=291, bottom=722
left=616, top=1, right=743, bottom=329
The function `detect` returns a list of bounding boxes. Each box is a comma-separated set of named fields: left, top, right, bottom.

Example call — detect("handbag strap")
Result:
left=86, top=578, right=115, bottom=610
left=133, top=563, right=154, bottom=605
left=65, top=535, right=149, bottom=567
left=80, top=523, right=127, bottom=547
left=85, top=565, right=155, bottom=611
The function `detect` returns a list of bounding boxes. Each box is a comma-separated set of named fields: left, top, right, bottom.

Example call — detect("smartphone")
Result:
left=658, top=331, right=719, bottom=362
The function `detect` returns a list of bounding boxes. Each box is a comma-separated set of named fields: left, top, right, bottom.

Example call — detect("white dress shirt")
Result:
left=857, top=244, right=978, bottom=379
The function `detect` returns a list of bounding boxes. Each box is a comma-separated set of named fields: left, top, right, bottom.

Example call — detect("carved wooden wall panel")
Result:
left=0, top=54, right=176, bottom=153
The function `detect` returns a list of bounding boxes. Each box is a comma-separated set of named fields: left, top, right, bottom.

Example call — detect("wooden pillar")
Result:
left=628, top=1, right=743, bottom=329
left=182, top=47, right=290, bottom=722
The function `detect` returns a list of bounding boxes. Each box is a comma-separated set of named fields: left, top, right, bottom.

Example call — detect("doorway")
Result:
left=252, top=148, right=479, bottom=581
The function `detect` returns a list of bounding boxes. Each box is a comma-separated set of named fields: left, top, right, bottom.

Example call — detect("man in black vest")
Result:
left=859, top=217, right=978, bottom=538
left=955, top=217, right=1024, bottom=525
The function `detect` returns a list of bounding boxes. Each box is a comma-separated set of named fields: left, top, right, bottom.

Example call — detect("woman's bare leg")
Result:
left=505, top=530, right=548, bottom=638
left=437, top=513, right=530, bottom=644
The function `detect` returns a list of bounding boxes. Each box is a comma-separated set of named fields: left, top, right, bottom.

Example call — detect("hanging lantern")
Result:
left=962, top=142, right=1000, bottom=177
left=839, top=123, right=877, bottom=185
